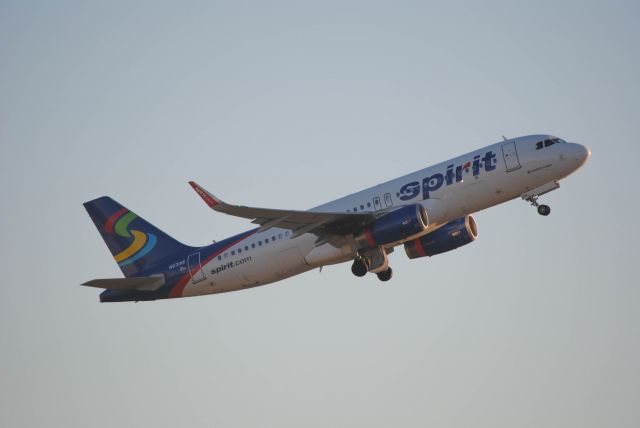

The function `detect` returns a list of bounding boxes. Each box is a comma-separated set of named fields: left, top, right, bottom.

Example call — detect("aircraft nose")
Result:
left=574, top=143, right=591, bottom=167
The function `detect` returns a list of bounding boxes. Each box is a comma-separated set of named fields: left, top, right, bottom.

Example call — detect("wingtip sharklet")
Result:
left=189, top=181, right=221, bottom=208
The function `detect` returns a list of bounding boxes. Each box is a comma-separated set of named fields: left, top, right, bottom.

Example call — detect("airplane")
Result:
left=82, top=134, right=590, bottom=302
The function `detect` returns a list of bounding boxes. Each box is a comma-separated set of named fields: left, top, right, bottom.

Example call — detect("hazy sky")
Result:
left=1, top=1, right=638, bottom=427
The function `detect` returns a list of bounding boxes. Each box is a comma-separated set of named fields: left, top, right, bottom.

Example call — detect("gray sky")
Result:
left=1, top=1, right=638, bottom=427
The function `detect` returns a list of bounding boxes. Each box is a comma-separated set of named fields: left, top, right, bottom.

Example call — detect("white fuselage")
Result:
left=181, top=135, right=589, bottom=296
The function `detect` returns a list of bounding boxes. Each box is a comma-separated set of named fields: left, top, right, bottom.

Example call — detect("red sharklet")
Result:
left=189, top=181, right=219, bottom=208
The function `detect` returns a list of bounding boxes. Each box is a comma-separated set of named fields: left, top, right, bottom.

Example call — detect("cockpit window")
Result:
left=536, top=138, right=566, bottom=150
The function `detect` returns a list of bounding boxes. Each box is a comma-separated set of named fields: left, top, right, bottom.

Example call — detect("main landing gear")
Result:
left=524, top=195, right=551, bottom=216
left=351, top=257, right=369, bottom=277
left=351, top=253, right=393, bottom=282
left=376, top=267, right=393, bottom=282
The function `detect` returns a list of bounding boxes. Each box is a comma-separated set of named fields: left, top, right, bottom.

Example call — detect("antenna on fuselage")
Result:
left=502, top=135, right=508, bottom=141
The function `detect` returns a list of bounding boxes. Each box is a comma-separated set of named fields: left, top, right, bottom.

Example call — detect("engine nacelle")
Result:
left=404, top=215, right=478, bottom=259
left=355, top=204, right=428, bottom=248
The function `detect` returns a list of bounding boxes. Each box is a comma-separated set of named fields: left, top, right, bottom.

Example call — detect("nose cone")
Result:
left=574, top=143, right=591, bottom=167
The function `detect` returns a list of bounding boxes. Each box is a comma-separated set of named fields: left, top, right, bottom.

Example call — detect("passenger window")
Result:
left=238, top=248, right=242, bottom=254
left=272, top=236, right=275, bottom=241
left=224, top=253, right=228, bottom=259
left=367, top=202, right=371, bottom=208
left=360, top=205, right=364, bottom=210
left=231, top=250, right=235, bottom=255
left=218, top=256, right=222, bottom=261
left=245, top=246, right=249, bottom=251
left=536, top=141, right=544, bottom=150
left=258, top=241, right=262, bottom=246
left=252, top=243, right=255, bottom=248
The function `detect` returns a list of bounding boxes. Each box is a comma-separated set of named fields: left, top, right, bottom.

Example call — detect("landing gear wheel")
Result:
left=351, top=258, right=369, bottom=277
left=376, top=267, right=393, bottom=282
left=537, top=204, right=551, bottom=216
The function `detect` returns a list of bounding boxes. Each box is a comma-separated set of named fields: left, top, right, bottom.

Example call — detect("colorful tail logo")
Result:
left=104, top=208, right=157, bottom=267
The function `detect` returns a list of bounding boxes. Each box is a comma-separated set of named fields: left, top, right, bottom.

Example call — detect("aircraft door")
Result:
left=501, top=142, right=521, bottom=172
left=384, top=192, right=393, bottom=207
left=373, top=196, right=382, bottom=211
left=187, top=252, right=205, bottom=284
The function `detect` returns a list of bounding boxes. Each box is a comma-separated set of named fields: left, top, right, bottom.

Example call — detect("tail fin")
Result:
left=83, top=197, right=194, bottom=277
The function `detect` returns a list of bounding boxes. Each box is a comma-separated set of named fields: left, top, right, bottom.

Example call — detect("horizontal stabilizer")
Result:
left=82, top=276, right=164, bottom=291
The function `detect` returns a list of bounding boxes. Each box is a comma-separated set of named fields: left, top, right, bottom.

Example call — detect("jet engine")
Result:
left=355, top=204, right=428, bottom=248
left=404, top=215, right=477, bottom=258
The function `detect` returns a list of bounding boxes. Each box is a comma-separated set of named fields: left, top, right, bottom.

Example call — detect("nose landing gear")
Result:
left=521, top=181, right=559, bottom=216
left=537, top=204, right=551, bottom=216
left=524, top=194, right=551, bottom=216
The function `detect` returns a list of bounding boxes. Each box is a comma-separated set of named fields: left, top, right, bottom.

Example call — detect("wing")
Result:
left=189, top=181, right=381, bottom=244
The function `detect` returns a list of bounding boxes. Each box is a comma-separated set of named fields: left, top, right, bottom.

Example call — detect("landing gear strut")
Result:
left=521, top=181, right=559, bottom=216
left=376, top=267, right=393, bottom=282
left=351, top=258, right=369, bottom=277
left=525, top=195, right=551, bottom=216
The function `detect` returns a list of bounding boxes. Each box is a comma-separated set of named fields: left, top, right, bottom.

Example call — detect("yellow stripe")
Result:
left=114, top=230, right=147, bottom=262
